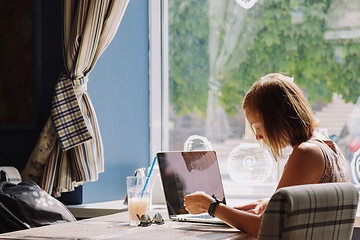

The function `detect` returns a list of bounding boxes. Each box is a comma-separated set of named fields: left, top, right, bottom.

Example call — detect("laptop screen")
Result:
left=157, top=151, right=226, bottom=216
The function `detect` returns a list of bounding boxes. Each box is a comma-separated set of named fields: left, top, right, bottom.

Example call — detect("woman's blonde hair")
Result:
left=242, top=73, right=319, bottom=158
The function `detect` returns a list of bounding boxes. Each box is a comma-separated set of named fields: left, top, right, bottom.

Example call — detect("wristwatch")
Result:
left=208, top=198, right=223, bottom=217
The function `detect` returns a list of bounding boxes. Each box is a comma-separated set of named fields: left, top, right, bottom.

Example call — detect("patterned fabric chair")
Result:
left=258, top=182, right=359, bottom=240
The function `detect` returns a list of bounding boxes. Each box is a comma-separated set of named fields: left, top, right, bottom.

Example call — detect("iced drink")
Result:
left=128, top=197, right=150, bottom=225
left=126, top=176, right=151, bottom=226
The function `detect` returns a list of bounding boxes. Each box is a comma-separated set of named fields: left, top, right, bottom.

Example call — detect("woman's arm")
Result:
left=234, top=199, right=269, bottom=215
left=213, top=202, right=262, bottom=237
left=184, top=191, right=262, bottom=238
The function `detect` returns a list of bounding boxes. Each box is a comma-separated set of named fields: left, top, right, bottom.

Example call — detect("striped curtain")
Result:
left=21, top=0, right=130, bottom=197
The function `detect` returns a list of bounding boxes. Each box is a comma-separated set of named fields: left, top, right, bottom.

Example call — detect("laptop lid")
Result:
left=156, top=151, right=226, bottom=217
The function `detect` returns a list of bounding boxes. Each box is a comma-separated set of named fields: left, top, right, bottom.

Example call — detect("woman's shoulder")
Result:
left=277, top=139, right=326, bottom=188
left=290, top=140, right=325, bottom=168
left=293, top=140, right=323, bottom=156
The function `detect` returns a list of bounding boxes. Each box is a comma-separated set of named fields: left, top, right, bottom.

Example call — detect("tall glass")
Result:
left=126, top=176, right=151, bottom=226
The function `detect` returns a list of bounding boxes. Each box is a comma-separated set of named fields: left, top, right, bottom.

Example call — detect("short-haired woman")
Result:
left=183, top=73, right=350, bottom=238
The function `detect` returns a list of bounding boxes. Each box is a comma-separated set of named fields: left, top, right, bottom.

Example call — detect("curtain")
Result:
left=21, top=0, right=130, bottom=197
left=206, top=0, right=259, bottom=143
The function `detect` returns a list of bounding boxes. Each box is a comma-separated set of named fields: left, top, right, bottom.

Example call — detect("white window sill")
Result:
left=66, top=200, right=128, bottom=219
left=66, top=200, right=170, bottom=219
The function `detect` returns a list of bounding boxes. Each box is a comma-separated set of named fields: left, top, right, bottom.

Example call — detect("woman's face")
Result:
left=245, top=109, right=267, bottom=144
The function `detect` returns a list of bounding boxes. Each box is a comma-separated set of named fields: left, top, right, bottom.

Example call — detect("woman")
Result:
left=183, top=73, right=350, bottom=238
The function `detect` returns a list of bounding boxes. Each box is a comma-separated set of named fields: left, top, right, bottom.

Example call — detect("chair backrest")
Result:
left=258, top=182, right=359, bottom=240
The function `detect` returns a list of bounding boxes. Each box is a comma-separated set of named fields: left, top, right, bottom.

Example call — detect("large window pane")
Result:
left=164, top=0, right=360, bottom=198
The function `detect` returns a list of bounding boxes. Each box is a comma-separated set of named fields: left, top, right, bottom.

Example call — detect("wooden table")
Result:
left=0, top=208, right=255, bottom=240
left=1, top=204, right=359, bottom=240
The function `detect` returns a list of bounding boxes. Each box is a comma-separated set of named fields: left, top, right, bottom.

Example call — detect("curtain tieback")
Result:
left=50, top=74, right=92, bottom=151
left=73, top=76, right=88, bottom=97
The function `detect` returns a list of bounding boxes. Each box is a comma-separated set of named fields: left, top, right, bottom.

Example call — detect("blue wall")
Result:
left=84, top=0, right=149, bottom=203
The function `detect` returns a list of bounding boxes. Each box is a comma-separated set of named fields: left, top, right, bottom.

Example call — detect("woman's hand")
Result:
left=234, top=199, right=269, bottom=215
left=184, top=191, right=214, bottom=214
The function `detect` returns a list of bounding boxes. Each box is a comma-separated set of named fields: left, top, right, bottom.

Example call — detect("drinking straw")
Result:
left=141, top=156, right=157, bottom=198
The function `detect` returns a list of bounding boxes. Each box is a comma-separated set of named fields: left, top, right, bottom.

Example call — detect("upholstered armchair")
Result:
left=258, top=182, right=359, bottom=240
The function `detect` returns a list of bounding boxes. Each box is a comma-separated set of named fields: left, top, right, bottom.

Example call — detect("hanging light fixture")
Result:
left=235, top=0, right=258, bottom=9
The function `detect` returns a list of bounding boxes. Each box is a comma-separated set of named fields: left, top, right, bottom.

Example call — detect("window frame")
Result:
left=149, top=0, right=162, bottom=161
left=149, top=0, right=170, bottom=161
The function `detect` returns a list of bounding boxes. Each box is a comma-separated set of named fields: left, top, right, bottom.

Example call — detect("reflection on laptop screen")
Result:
left=157, top=151, right=225, bottom=216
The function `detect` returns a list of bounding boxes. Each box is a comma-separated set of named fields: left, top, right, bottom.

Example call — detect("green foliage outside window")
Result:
left=169, top=0, right=360, bottom=116
left=168, top=0, right=210, bottom=116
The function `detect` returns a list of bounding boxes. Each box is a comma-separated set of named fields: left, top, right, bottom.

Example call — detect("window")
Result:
left=151, top=0, right=360, bottom=199
left=82, top=0, right=149, bottom=204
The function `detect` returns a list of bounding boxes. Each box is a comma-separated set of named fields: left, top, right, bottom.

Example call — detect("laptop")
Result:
left=156, top=151, right=226, bottom=224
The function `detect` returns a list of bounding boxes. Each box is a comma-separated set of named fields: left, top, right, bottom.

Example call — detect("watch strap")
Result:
left=208, top=198, right=222, bottom=217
